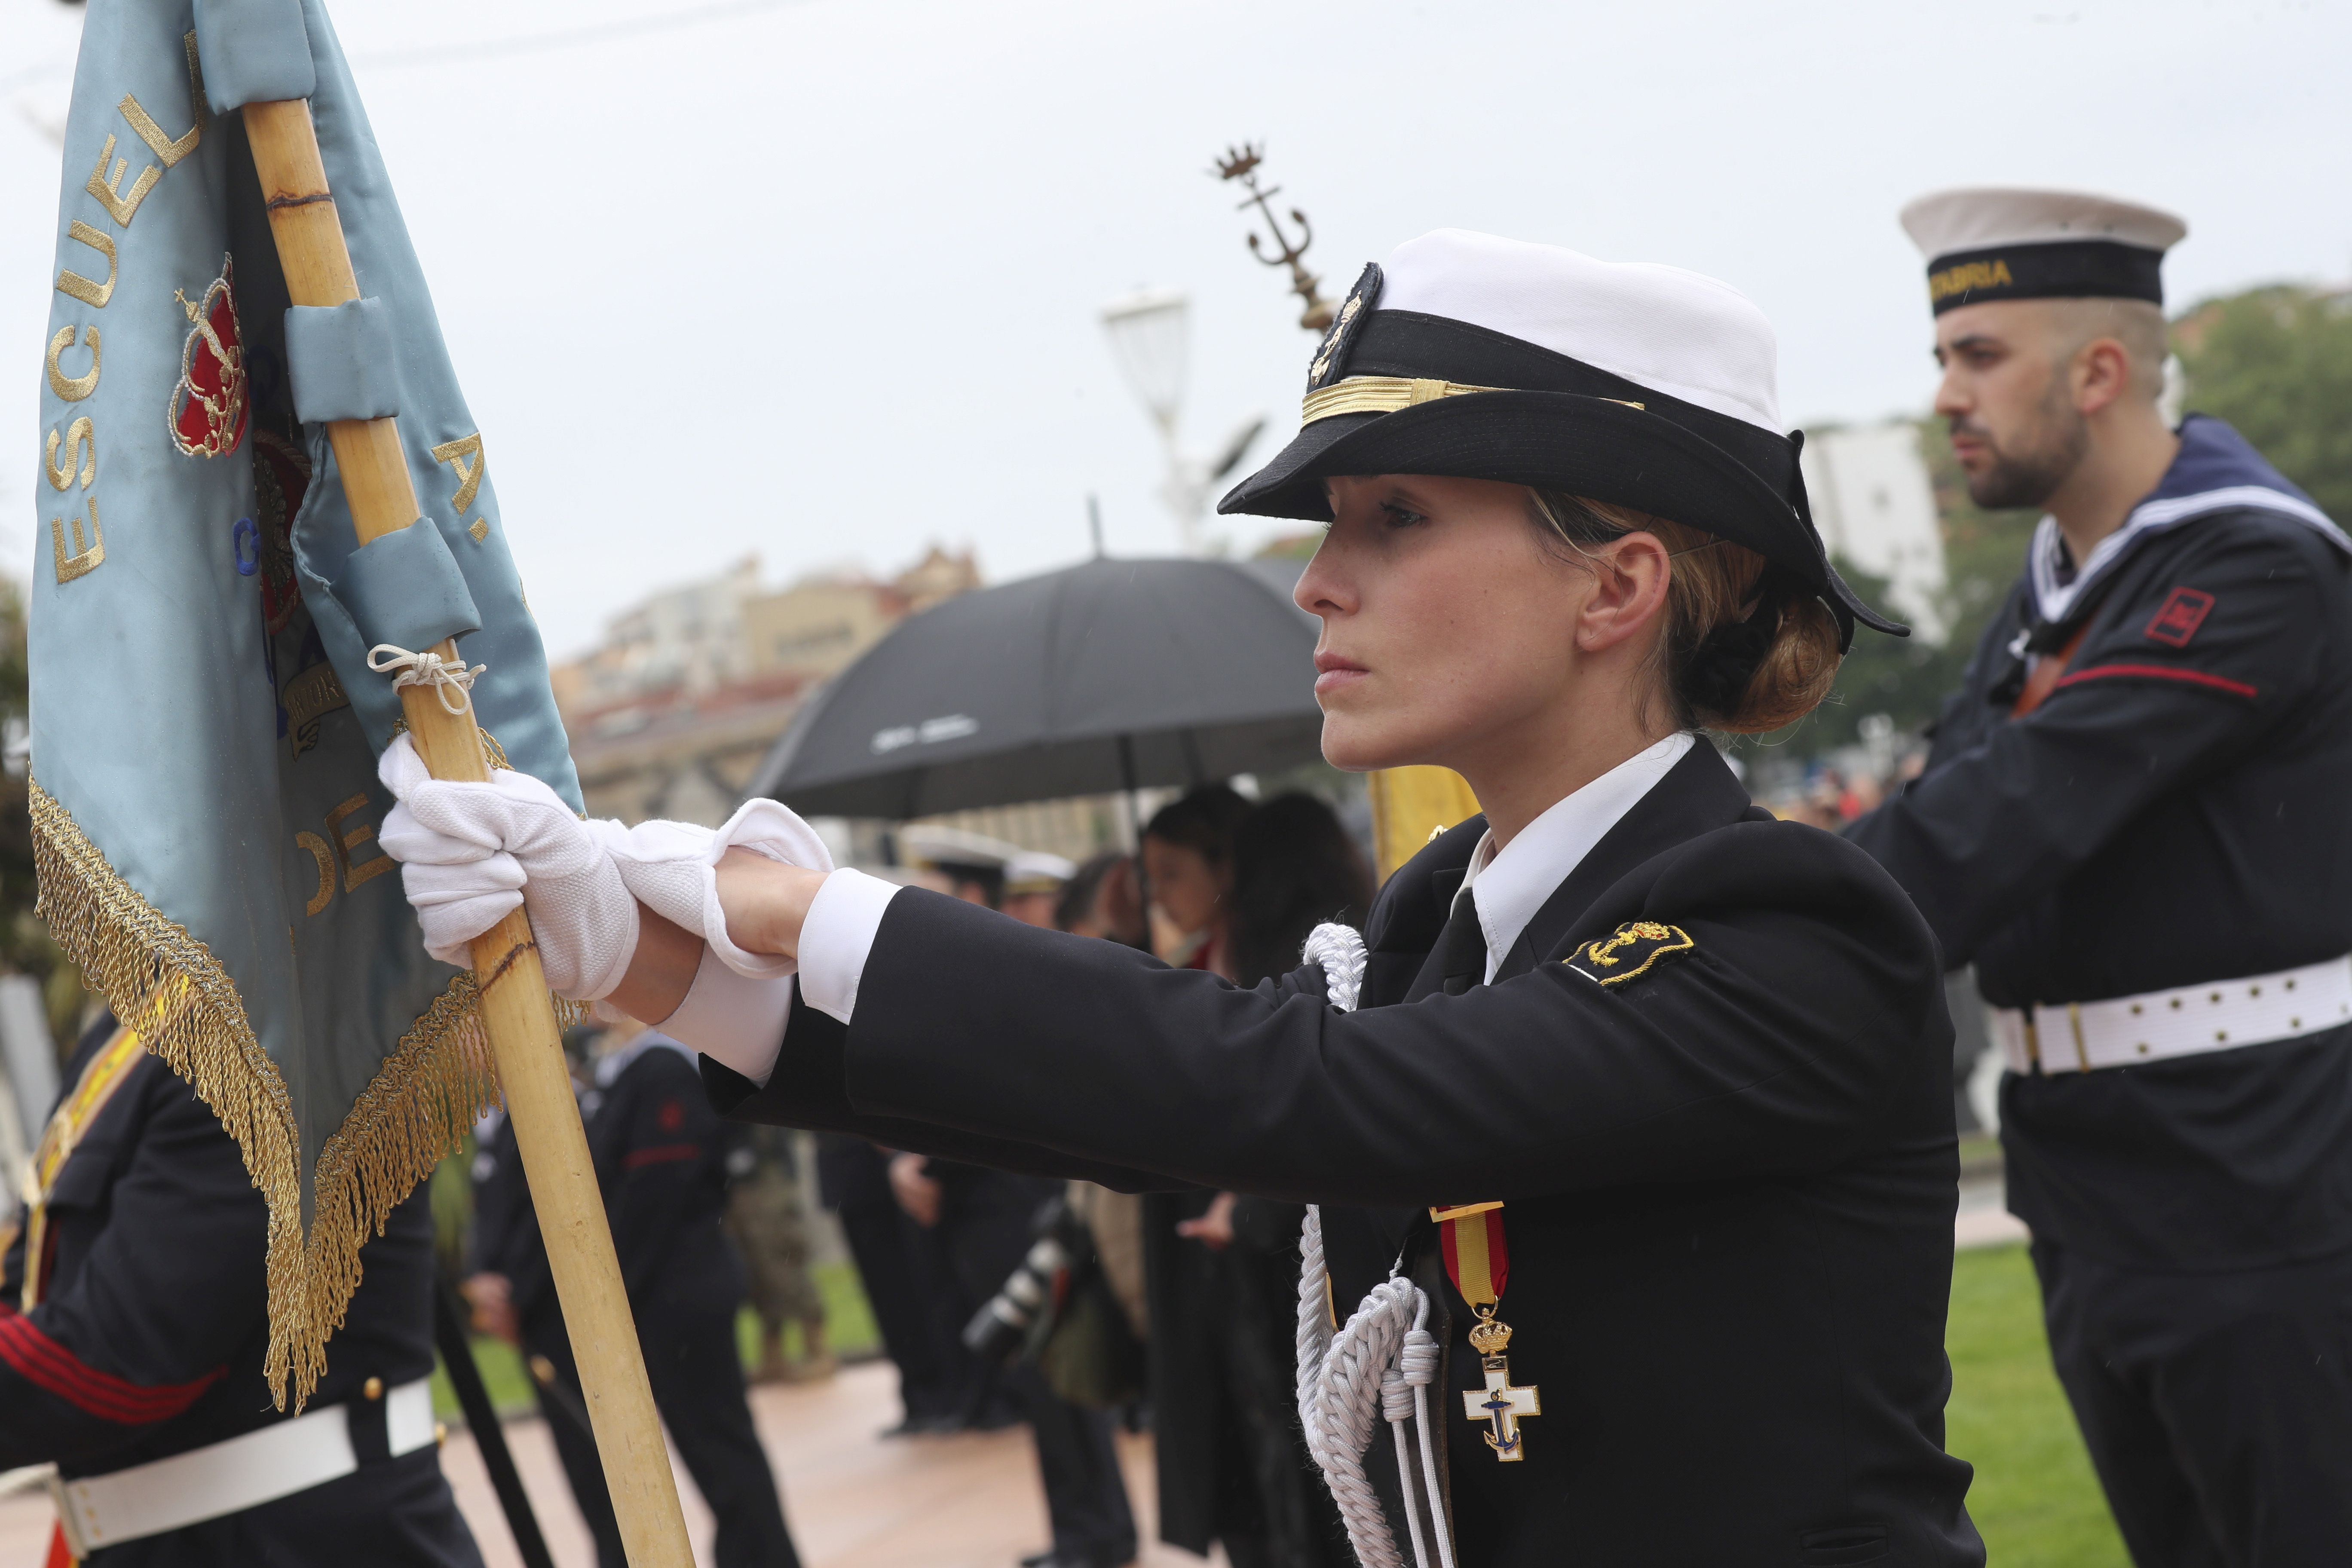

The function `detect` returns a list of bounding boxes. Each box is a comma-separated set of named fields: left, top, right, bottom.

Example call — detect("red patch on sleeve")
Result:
left=656, top=1100, right=685, bottom=1132
left=2144, top=587, right=2215, bottom=647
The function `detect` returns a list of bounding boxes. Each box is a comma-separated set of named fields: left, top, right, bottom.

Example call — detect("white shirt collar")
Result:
left=1456, top=732, right=1697, bottom=982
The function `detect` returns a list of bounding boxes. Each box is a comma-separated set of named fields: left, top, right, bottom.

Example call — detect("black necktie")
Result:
left=1439, top=888, right=1487, bottom=995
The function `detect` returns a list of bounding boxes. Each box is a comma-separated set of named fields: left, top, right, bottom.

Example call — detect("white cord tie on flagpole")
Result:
left=367, top=644, right=484, bottom=715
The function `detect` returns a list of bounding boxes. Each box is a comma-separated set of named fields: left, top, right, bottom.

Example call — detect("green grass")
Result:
left=1946, top=1244, right=2128, bottom=1566
left=434, top=1260, right=882, bottom=1422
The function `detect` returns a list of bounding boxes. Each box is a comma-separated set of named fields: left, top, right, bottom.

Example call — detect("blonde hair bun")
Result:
left=1528, top=490, right=1843, bottom=734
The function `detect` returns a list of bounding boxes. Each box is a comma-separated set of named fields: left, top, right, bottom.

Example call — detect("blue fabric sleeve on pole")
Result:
left=191, top=0, right=315, bottom=114
left=284, top=300, right=399, bottom=423
left=334, top=518, right=483, bottom=653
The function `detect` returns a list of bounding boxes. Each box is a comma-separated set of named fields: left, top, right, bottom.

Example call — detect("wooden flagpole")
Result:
left=241, top=98, right=694, bottom=1568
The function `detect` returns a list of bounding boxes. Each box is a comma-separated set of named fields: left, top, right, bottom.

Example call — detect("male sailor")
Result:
left=1847, top=187, right=2352, bottom=1565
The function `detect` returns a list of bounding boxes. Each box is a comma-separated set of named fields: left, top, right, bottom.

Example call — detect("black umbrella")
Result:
left=747, top=557, right=1325, bottom=819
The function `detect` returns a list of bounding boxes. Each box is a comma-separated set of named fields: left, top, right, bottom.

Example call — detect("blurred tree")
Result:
left=1781, top=557, right=1973, bottom=756
left=2177, top=284, right=2352, bottom=524
left=0, top=580, right=86, bottom=1057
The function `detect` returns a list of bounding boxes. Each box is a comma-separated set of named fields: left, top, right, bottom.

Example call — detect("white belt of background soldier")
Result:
left=1992, top=955, right=2352, bottom=1075
left=46, top=1375, right=435, bottom=1556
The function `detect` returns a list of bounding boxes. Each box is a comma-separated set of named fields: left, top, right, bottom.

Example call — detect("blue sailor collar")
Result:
left=2027, top=415, right=2348, bottom=626
left=594, top=1029, right=697, bottom=1088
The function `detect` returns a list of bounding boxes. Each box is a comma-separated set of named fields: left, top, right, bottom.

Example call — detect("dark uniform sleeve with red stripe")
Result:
left=597, top=1050, right=730, bottom=1309
left=0, top=1057, right=263, bottom=1468
left=1845, top=520, right=2334, bottom=968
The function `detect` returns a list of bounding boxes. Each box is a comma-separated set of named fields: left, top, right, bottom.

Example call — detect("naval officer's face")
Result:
left=1296, top=474, right=1666, bottom=775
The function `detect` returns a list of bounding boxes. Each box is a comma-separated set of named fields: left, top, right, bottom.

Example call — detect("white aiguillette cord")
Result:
left=1296, top=924, right=1454, bottom=1568
left=367, top=643, right=485, bottom=716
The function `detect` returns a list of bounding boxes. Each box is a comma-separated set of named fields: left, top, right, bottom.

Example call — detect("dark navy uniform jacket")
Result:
left=0, top=1016, right=480, bottom=1567
left=706, top=743, right=1983, bottom=1566
left=1848, top=416, right=2352, bottom=1272
left=473, top=1038, right=746, bottom=1326
left=466, top=1110, right=554, bottom=1325
left=585, top=1036, right=747, bottom=1322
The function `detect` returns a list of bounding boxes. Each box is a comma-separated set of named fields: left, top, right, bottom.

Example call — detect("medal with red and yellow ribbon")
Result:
left=1433, top=1201, right=1540, bottom=1462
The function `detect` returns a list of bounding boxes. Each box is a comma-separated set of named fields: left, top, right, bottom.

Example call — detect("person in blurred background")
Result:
left=1148, top=793, right=1369, bottom=1568
left=1139, top=787, right=1253, bottom=974
left=472, top=1023, right=802, bottom=1568
left=467, top=1093, right=618, bottom=1553
left=1848, top=187, right=2352, bottom=1563
left=1055, top=851, right=1148, bottom=948
left=723, top=1123, right=833, bottom=1385
left=812, top=1131, right=975, bottom=1436
left=3, top=1008, right=480, bottom=1566
left=1003, top=851, right=1080, bottom=929
left=889, top=839, right=1139, bottom=1568
left=1225, top=793, right=1375, bottom=989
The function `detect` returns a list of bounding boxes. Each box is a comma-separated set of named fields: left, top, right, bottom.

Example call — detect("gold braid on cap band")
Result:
left=1300, top=375, right=1644, bottom=425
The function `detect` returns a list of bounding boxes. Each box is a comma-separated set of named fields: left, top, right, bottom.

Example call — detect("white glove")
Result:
left=604, top=799, right=835, bottom=979
left=376, top=735, right=638, bottom=1000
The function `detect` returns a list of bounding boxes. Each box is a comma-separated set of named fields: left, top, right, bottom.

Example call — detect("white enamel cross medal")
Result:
left=1433, top=1201, right=1537, bottom=1463
left=1462, top=1309, right=1540, bottom=1461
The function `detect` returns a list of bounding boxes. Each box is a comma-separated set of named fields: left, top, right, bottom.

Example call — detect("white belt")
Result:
left=1992, top=955, right=2352, bottom=1075
left=50, top=1376, right=435, bottom=1556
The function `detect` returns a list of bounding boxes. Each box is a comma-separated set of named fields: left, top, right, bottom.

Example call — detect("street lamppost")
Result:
left=1100, top=287, right=1264, bottom=555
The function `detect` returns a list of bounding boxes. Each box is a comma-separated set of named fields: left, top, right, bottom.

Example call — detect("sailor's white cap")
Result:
left=1900, top=187, right=2186, bottom=314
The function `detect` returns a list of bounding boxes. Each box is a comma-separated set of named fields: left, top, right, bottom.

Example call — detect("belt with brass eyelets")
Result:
left=48, top=1377, right=436, bottom=1556
left=1991, top=955, right=2352, bottom=1075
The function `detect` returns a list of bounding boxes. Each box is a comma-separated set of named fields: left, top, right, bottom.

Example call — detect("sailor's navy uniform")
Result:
left=0, top=1014, right=480, bottom=1566
left=473, top=1033, right=799, bottom=1568
left=1844, top=185, right=2352, bottom=1563
left=1848, top=416, right=2352, bottom=1556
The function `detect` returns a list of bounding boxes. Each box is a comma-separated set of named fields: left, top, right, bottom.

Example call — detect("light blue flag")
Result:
left=30, top=0, right=579, bottom=1405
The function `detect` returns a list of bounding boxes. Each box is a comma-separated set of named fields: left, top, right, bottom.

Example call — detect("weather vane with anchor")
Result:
left=1214, top=141, right=1336, bottom=332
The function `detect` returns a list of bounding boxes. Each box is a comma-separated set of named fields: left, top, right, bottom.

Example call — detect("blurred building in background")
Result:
left=1798, top=420, right=1948, bottom=641
left=558, top=548, right=981, bottom=826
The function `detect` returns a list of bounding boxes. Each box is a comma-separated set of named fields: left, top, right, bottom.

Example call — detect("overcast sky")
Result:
left=6, top=0, right=2348, bottom=658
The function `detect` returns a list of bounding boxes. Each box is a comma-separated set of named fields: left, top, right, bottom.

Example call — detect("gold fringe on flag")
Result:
left=28, top=778, right=573, bottom=1409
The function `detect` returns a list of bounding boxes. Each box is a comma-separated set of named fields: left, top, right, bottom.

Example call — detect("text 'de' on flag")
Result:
left=30, top=0, right=581, bottom=1408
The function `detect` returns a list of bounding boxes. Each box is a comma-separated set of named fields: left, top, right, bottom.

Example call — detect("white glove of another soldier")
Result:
left=377, top=735, right=638, bottom=999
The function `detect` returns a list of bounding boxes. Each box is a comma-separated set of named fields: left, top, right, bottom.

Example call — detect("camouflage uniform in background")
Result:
left=723, top=1124, right=833, bottom=1382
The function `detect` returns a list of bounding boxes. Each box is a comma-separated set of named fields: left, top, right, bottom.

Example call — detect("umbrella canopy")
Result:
left=749, top=557, right=1327, bottom=818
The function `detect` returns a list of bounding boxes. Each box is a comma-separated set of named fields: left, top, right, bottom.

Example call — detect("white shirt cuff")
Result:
left=656, top=946, right=797, bottom=1086
left=797, top=868, right=901, bottom=1025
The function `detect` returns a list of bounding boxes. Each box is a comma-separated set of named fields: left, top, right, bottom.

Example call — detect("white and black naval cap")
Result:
left=1217, top=229, right=1905, bottom=650
left=1901, top=187, right=2187, bottom=315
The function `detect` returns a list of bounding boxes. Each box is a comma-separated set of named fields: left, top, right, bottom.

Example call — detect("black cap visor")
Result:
left=1220, top=391, right=1906, bottom=648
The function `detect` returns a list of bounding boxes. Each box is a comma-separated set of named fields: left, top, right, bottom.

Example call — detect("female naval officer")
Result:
left=376, top=230, right=1984, bottom=1566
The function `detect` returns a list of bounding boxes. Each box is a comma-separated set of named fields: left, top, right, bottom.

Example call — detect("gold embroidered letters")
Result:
left=51, top=503, right=105, bottom=585
left=46, top=327, right=100, bottom=401
left=85, top=133, right=163, bottom=228
left=430, top=433, right=486, bottom=514
left=55, top=222, right=117, bottom=309
left=46, top=420, right=96, bottom=491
